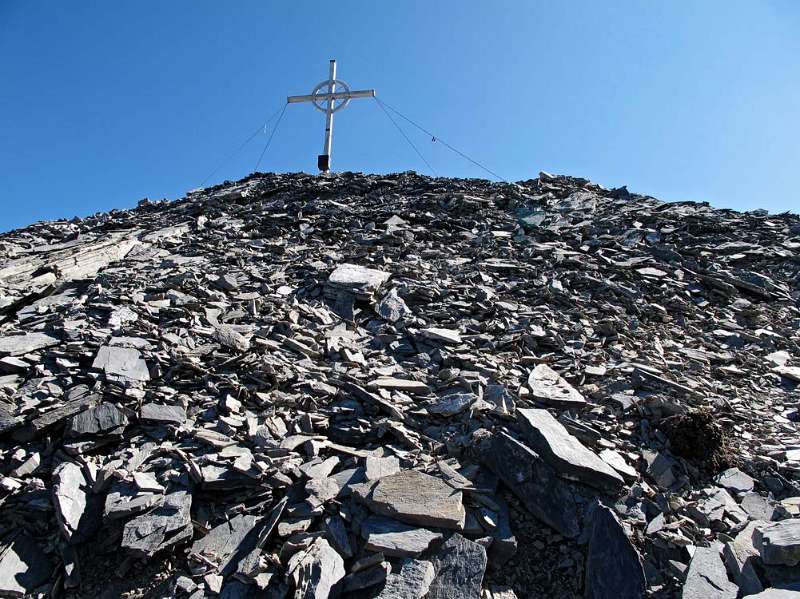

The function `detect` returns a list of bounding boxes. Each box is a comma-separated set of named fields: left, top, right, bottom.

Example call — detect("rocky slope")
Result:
left=0, top=171, right=798, bottom=598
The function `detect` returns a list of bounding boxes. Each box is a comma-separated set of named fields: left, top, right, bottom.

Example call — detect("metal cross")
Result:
left=288, top=59, right=375, bottom=173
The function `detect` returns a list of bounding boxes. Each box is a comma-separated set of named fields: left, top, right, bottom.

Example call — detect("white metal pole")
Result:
left=321, top=59, right=336, bottom=171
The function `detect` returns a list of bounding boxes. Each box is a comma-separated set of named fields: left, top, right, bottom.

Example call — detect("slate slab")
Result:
left=360, top=516, right=442, bottom=557
left=527, top=364, right=586, bottom=407
left=516, top=408, right=624, bottom=494
left=427, top=533, right=487, bottom=599
left=357, top=470, right=466, bottom=530
left=0, top=332, right=59, bottom=357
left=757, top=519, right=800, bottom=566
left=681, top=542, right=738, bottom=599
left=92, top=345, right=150, bottom=382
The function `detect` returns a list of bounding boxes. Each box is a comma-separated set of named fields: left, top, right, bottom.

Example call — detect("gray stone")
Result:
left=30, top=385, right=98, bottom=434
left=584, top=501, right=646, bottom=599
left=527, top=364, right=586, bottom=408
left=104, top=481, right=163, bottom=520
left=364, top=456, right=401, bottom=481
left=377, top=288, right=411, bottom=322
left=358, top=470, right=466, bottom=530
left=287, top=537, right=345, bottom=599
left=213, top=325, right=251, bottom=352
left=0, top=535, right=52, bottom=597
left=122, top=490, right=193, bottom=557
left=716, top=467, right=756, bottom=495
left=51, top=461, right=89, bottom=543
left=598, top=449, right=639, bottom=482
left=361, top=516, right=442, bottom=557
left=479, top=431, right=585, bottom=538
left=370, top=377, right=430, bottom=395
left=66, top=403, right=128, bottom=437
left=516, top=408, right=624, bottom=494
left=328, top=263, right=390, bottom=297
left=427, top=533, right=487, bottom=599
left=342, top=562, right=389, bottom=592
left=191, top=513, right=260, bottom=570
left=723, top=520, right=764, bottom=597
left=323, top=513, right=352, bottom=558
left=427, top=392, right=476, bottom=417
left=375, top=558, right=435, bottom=599
left=741, top=492, right=780, bottom=522
left=421, top=327, right=462, bottom=345
left=484, top=384, right=515, bottom=415
left=140, top=403, right=186, bottom=425
left=487, top=496, right=517, bottom=569
left=757, top=519, right=800, bottom=566
left=0, top=332, right=59, bottom=357
left=681, top=542, right=738, bottom=599
left=744, top=590, right=800, bottom=598
left=92, top=345, right=150, bottom=382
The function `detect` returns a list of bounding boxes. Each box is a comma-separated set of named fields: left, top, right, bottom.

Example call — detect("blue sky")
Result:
left=1, top=2, right=798, bottom=232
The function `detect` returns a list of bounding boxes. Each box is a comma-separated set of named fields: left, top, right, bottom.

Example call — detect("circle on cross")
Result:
left=310, top=78, right=352, bottom=113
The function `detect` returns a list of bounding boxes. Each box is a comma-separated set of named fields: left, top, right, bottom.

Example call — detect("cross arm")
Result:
left=287, top=89, right=376, bottom=103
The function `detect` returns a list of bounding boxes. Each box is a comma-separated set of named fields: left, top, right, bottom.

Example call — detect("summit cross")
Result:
left=287, top=59, right=376, bottom=173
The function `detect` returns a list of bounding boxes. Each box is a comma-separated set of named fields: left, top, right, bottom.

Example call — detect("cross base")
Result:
left=317, top=154, right=330, bottom=172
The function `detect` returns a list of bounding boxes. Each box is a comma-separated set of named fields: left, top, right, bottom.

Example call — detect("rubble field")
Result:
left=0, top=170, right=799, bottom=598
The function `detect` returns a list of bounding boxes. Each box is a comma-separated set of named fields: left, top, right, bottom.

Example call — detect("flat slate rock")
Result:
left=584, top=501, right=646, bottom=599
left=328, top=263, right=390, bottom=296
left=527, top=364, right=586, bottom=408
left=360, top=516, right=442, bottom=557
left=92, top=345, right=150, bottom=382
left=66, top=403, right=128, bottom=437
left=0, top=332, right=59, bottom=357
left=716, top=467, right=756, bottom=495
left=122, top=490, right=192, bottom=557
left=421, top=328, right=462, bottom=345
left=427, top=392, right=476, bottom=417
left=140, top=402, right=187, bottom=425
left=681, top=542, right=738, bottom=599
left=757, top=519, right=800, bottom=566
left=516, top=408, right=624, bottom=494
left=358, top=470, right=466, bottom=530
left=427, top=533, right=487, bottom=599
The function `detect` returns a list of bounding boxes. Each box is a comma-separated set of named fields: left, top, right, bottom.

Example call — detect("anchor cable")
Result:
left=254, top=102, right=288, bottom=172
left=373, top=97, right=437, bottom=177
left=374, top=97, right=507, bottom=182
left=200, top=103, right=286, bottom=187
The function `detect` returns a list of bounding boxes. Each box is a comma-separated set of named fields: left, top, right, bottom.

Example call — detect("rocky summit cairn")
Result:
left=0, top=170, right=798, bottom=598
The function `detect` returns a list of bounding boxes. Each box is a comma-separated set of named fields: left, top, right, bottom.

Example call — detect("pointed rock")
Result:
left=584, top=501, right=646, bottom=599
left=287, top=537, right=345, bottom=599
left=516, top=408, right=624, bottom=494
left=681, top=542, right=738, bottom=599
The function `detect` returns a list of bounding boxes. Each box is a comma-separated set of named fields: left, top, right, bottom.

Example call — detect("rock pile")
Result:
left=0, top=170, right=798, bottom=598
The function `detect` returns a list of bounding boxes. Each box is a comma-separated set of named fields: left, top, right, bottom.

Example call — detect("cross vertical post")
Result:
left=321, top=59, right=336, bottom=172
left=287, top=60, right=376, bottom=174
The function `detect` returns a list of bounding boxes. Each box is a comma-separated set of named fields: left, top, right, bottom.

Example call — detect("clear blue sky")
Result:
left=1, top=2, right=798, bottom=232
